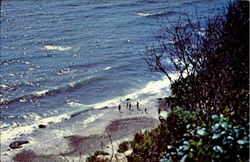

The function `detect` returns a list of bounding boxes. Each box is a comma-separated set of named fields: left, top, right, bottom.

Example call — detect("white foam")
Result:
left=66, top=102, right=95, bottom=113
left=67, top=101, right=84, bottom=107
left=138, top=12, right=162, bottom=17
left=0, top=122, right=10, bottom=129
left=0, top=84, right=8, bottom=88
left=9, top=73, right=15, bottom=77
left=33, top=89, right=49, bottom=96
left=1, top=113, right=70, bottom=152
left=104, top=66, right=111, bottom=70
left=44, top=45, right=72, bottom=51
left=92, top=74, right=178, bottom=110
left=138, top=13, right=152, bottom=16
left=83, top=113, right=104, bottom=125
left=0, top=98, right=8, bottom=103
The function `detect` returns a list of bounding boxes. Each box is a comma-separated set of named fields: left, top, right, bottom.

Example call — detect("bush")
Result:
left=161, top=114, right=249, bottom=162
left=117, top=141, right=131, bottom=153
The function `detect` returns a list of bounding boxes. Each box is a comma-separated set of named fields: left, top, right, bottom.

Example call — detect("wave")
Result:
left=104, top=66, right=111, bottom=70
left=64, top=74, right=178, bottom=118
left=138, top=11, right=177, bottom=17
left=44, top=45, right=72, bottom=51
left=0, top=76, right=104, bottom=106
left=0, top=112, right=70, bottom=154
left=88, top=74, right=178, bottom=111
left=0, top=57, right=32, bottom=66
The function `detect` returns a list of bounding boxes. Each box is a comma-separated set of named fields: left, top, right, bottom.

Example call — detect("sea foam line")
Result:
left=1, top=113, right=70, bottom=148
left=91, top=74, right=178, bottom=109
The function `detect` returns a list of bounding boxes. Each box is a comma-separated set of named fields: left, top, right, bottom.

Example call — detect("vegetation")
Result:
left=86, top=150, right=109, bottom=162
left=145, top=0, right=248, bottom=124
left=87, top=1, right=249, bottom=161
left=127, top=108, right=249, bottom=162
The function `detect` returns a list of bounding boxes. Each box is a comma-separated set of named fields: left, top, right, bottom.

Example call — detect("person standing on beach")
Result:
left=126, top=102, right=129, bottom=109
left=129, top=103, right=132, bottom=110
left=145, top=108, right=148, bottom=114
left=158, top=107, right=161, bottom=115
left=118, top=104, right=121, bottom=112
left=137, top=101, right=139, bottom=111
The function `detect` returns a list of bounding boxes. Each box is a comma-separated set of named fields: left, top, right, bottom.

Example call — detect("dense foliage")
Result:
left=126, top=108, right=249, bottom=162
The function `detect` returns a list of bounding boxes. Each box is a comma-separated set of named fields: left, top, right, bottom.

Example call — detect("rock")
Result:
left=159, top=111, right=168, bottom=119
left=124, top=149, right=133, bottom=157
left=159, top=111, right=168, bottom=123
left=96, top=155, right=110, bottom=162
left=9, top=141, right=29, bottom=149
left=38, top=124, right=46, bottom=128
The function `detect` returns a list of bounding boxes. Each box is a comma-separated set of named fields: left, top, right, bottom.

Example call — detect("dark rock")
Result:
left=38, top=124, right=46, bottom=128
left=9, top=141, right=29, bottom=149
left=70, top=112, right=82, bottom=118
left=100, top=106, right=108, bottom=110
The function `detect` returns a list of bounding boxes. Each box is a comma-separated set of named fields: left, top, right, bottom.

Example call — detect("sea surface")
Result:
left=1, top=0, right=227, bottom=161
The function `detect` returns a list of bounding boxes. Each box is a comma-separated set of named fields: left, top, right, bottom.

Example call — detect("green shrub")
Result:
left=161, top=114, right=249, bottom=162
left=117, top=141, right=131, bottom=153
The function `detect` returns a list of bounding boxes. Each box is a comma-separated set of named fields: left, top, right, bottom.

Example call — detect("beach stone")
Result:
left=159, top=111, right=168, bottom=119
left=159, top=111, right=168, bottom=122
left=124, top=149, right=133, bottom=157
left=96, top=155, right=110, bottom=162
left=38, top=124, right=46, bottom=128
left=9, top=140, right=29, bottom=149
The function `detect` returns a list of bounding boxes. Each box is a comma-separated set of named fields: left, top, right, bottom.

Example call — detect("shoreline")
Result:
left=3, top=100, right=161, bottom=162
left=13, top=116, right=159, bottom=162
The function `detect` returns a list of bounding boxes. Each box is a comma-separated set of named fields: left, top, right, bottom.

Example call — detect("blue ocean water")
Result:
left=0, top=0, right=227, bottom=158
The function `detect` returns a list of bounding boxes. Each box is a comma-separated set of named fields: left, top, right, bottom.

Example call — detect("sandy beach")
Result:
left=8, top=101, right=160, bottom=162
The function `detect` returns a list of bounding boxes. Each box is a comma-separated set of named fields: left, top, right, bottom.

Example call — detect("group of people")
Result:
left=118, top=101, right=148, bottom=114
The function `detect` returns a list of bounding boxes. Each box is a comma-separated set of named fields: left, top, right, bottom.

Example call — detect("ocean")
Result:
left=1, top=0, right=227, bottom=161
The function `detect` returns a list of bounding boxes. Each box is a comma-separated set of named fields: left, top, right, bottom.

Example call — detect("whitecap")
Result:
left=19, top=98, right=27, bottom=102
left=9, top=73, right=15, bottom=77
left=104, top=66, right=111, bottom=70
left=33, top=89, right=49, bottom=96
left=67, top=101, right=85, bottom=107
left=44, top=45, right=72, bottom=51
left=138, top=13, right=151, bottom=17
left=138, top=12, right=165, bottom=17
left=0, top=84, right=8, bottom=88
